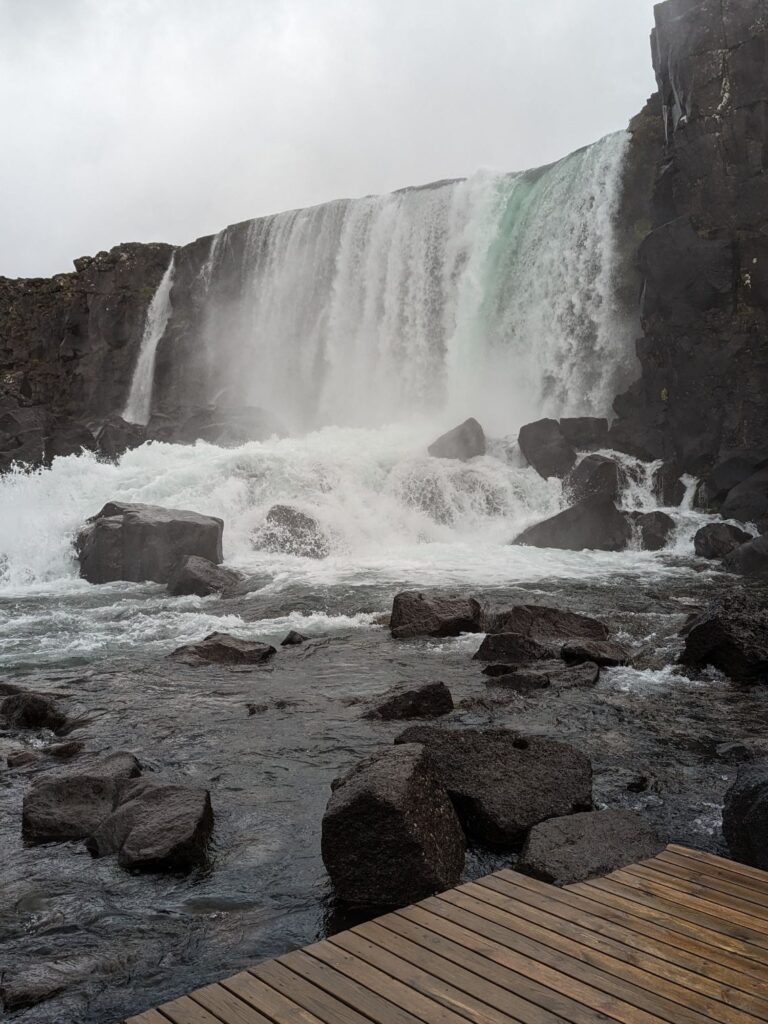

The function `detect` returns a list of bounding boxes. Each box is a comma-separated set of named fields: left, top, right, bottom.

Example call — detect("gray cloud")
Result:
left=0, top=0, right=658, bottom=277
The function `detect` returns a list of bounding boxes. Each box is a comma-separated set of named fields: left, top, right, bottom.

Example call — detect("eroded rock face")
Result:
left=390, top=591, right=485, bottom=639
left=518, top=419, right=576, bottom=480
left=680, top=595, right=768, bottom=683
left=428, top=418, right=486, bottom=460
left=394, top=727, right=592, bottom=849
left=253, top=505, right=330, bottom=559
left=365, top=682, right=454, bottom=721
left=321, top=744, right=465, bottom=906
left=694, top=523, right=753, bottom=560
left=166, top=555, right=241, bottom=597
left=518, top=810, right=665, bottom=885
left=77, top=502, right=223, bottom=584
left=513, top=496, right=631, bottom=552
left=723, top=766, right=768, bottom=870
left=170, top=632, right=276, bottom=666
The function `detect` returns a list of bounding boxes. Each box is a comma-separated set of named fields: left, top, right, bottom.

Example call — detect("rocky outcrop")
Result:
left=390, top=591, right=485, bottom=639
left=518, top=419, right=576, bottom=479
left=170, top=632, right=277, bottom=666
left=166, top=555, right=241, bottom=597
left=428, top=418, right=486, bottom=460
left=321, top=744, right=465, bottom=906
left=365, top=682, right=454, bottom=721
left=680, top=595, right=768, bottom=682
left=722, top=766, right=768, bottom=869
left=610, top=0, right=768, bottom=475
left=253, top=505, right=330, bottom=559
left=518, top=810, right=665, bottom=885
left=694, top=523, right=752, bottom=559
left=77, top=501, right=223, bottom=584
left=513, top=496, right=632, bottom=552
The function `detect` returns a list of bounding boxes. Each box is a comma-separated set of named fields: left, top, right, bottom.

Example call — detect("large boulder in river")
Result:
left=321, top=744, right=465, bottom=906
left=558, top=417, right=608, bottom=451
left=486, top=604, right=609, bottom=643
left=565, top=454, right=622, bottom=504
left=390, top=591, right=484, bottom=639
left=473, top=633, right=557, bottom=664
left=513, top=495, right=631, bottom=552
left=167, top=555, right=242, bottom=597
left=722, top=766, right=768, bottom=870
left=561, top=639, right=631, bottom=667
left=518, top=419, right=576, bottom=479
left=694, top=523, right=752, bottom=560
left=518, top=810, right=665, bottom=885
left=428, top=418, right=486, bottom=460
left=721, top=466, right=768, bottom=532
left=365, top=682, right=454, bottom=721
left=86, top=778, right=213, bottom=872
left=394, top=727, right=592, bottom=849
left=253, top=504, right=330, bottom=559
left=652, top=463, right=686, bottom=507
left=702, top=452, right=768, bottom=507
left=680, top=595, right=768, bottom=683
left=77, top=501, right=223, bottom=584
left=170, top=632, right=276, bottom=666
left=1, top=692, right=67, bottom=732
left=629, top=510, right=675, bottom=551
left=724, top=535, right=768, bottom=576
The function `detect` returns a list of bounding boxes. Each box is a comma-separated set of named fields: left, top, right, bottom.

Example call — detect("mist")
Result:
left=0, top=0, right=658, bottom=278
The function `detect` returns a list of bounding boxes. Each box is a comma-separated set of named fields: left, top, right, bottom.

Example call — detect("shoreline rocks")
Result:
left=390, top=591, right=484, bottom=639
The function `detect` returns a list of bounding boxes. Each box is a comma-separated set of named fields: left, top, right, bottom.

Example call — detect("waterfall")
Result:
left=156, top=131, right=637, bottom=436
left=123, top=254, right=176, bottom=425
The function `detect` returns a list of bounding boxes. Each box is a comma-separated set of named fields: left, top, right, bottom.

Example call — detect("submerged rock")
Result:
left=428, top=418, right=486, bottom=460
left=565, top=454, right=623, bottom=504
left=321, top=744, right=465, bottom=906
left=394, top=727, right=592, bottom=849
left=680, top=595, right=768, bottom=683
left=518, top=810, right=665, bottom=885
left=0, top=954, right=125, bottom=1012
left=281, top=630, right=308, bottom=646
left=723, top=535, right=768, bottom=576
left=1, top=692, right=67, bottom=732
left=8, top=751, right=44, bottom=769
left=694, top=523, right=753, bottom=560
left=390, top=591, right=484, bottom=639
left=170, top=632, right=277, bottom=666
left=253, top=504, right=330, bottom=559
left=365, top=682, right=454, bottom=721
left=166, top=555, right=241, bottom=597
left=513, top=495, right=631, bottom=552
left=722, top=766, right=768, bottom=870
left=561, top=639, right=631, bottom=667
left=484, top=669, right=550, bottom=694
left=77, top=501, right=223, bottom=584
left=518, top=419, right=576, bottom=479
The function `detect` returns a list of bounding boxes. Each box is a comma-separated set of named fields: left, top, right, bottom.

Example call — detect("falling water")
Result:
left=123, top=255, right=176, bottom=425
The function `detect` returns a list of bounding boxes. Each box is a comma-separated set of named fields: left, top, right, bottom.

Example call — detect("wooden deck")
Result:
left=124, top=845, right=768, bottom=1024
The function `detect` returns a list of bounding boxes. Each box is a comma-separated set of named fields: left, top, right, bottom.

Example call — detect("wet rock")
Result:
left=694, top=523, right=753, bottom=560
left=166, top=555, right=242, bottom=597
left=716, top=739, right=768, bottom=764
left=561, top=639, right=631, bottom=667
left=254, top=504, right=330, bottom=559
left=0, top=954, right=121, bottom=1012
left=473, top=633, right=557, bottom=664
left=513, top=496, right=631, bottom=552
left=680, top=595, right=768, bottom=683
left=518, top=810, right=665, bottom=885
left=486, top=604, right=609, bottom=643
left=518, top=419, right=576, bottom=480
left=7, top=751, right=43, bottom=769
left=281, top=630, right=308, bottom=646
left=365, top=682, right=454, bottom=721
left=170, top=631, right=277, bottom=667
left=484, top=670, right=550, bottom=694
left=47, top=740, right=84, bottom=760
left=95, top=415, right=147, bottom=460
left=0, top=681, right=22, bottom=696
left=77, top=501, right=224, bottom=584
left=86, top=778, right=213, bottom=872
left=390, top=591, right=484, bottom=639
left=394, top=727, right=592, bottom=849
left=321, top=744, right=465, bottom=906
left=704, top=453, right=768, bottom=507
left=722, top=766, right=768, bottom=870
left=1, top=692, right=67, bottom=732
left=565, top=454, right=623, bottom=504
left=545, top=660, right=601, bottom=689
left=558, top=417, right=608, bottom=451
left=652, top=463, right=686, bottom=507
left=721, top=466, right=768, bottom=532
left=630, top=510, right=675, bottom=551
left=428, top=418, right=486, bottom=460
left=723, top=535, right=768, bottom=577
left=46, top=418, right=96, bottom=461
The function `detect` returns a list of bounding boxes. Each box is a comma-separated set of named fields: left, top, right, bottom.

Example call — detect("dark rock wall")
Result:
left=610, top=0, right=768, bottom=473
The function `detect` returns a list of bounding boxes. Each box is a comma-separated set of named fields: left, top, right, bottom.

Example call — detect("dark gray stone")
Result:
left=253, top=505, right=330, bottom=559
left=518, top=419, right=577, bottom=480
left=565, top=454, right=623, bottom=504
left=558, top=417, right=608, bottom=451
left=484, top=670, right=550, bottom=694
left=1, top=692, right=67, bottom=732
left=513, top=496, right=632, bottom=552
left=724, top=535, right=768, bottom=576
left=518, top=810, right=665, bottom=885
left=321, top=744, right=465, bottom=906
left=486, top=604, right=610, bottom=643
left=704, top=452, right=768, bottom=506
left=365, top=682, right=454, bottom=721
left=281, top=630, right=308, bottom=646
left=652, top=463, right=686, bottom=506
left=428, top=418, right=486, bottom=460
left=561, top=639, right=631, bottom=667
left=631, top=510, right=675, bottom=551
left=473, top=633, right=557, bottom=664
left=694, top=523, right=753, bottom=560
left=723, top=766, right=768, bottom=870
left=170, top=631, right=277, bottom=666
left=167, top=555, right=241, bottom=597
left=680, top=595, right=768, bottom=683
left=721, top=467, right=768, bottom=531
left=390, top=591, right=484, bottom=639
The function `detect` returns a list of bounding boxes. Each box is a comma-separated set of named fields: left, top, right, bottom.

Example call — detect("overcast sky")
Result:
left=1, top=0, right=659, bottom=278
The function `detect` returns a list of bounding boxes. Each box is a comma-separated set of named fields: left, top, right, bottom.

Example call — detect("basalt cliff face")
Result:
left=610, top=0, right=768, bottom=474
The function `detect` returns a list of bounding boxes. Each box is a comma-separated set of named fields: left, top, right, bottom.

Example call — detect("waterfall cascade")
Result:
left=123, top=255, right=176, bottom=425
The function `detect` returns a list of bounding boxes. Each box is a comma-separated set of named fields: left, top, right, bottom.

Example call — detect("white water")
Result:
left=123, top=255, right=175, bottom=425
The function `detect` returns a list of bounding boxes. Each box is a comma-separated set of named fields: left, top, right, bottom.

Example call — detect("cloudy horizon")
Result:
left=1, top=0, right=659, bottom=278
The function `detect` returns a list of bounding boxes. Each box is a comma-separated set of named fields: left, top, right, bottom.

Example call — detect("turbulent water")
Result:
left=2, top=133, right=767, bottom=1024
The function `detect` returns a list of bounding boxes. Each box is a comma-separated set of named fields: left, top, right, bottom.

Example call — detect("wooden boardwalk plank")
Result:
left=221, top=971, right=328, bottom=1024
left=250, top=959, right=374, bottom=1024
left=668, top=846, right=768, bottom=887
left=125, top=1011, right=170, bottom=1024
left=654, top=851, right=768, bottom=903
left=622, top=863, right=768, bottom=923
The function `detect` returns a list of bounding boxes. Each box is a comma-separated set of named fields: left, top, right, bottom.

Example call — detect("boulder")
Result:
left=721, top=466, right=768, bottom=531
left=561, top=639, right=631, bottom=667
left=486, top=604, right=609, bottom=643
left=321, top=744, right=465, bottom=906
left=47, top=740, right=85, bottom=760
left=170, top=631, right=277, bottom=666
left=513, top=496, right=631, bottom=552
left=45, top=418, right=96, bottom=461
left=630, top=510, right=675, bottom=551
left=473, top=633, right=557, bottom=664
left=518, top=810, right=665, bottom=885
left=546, top=661, right=601, bottom=689
left=722, top=766, right=768, bottom=870
left=1, top=692, right=67, bottom=731
left=365, top=682, right=454, bottom=721
left=253, top=505, right=330, bottom=559
left=390, top=591, right=484, bottom=639
left=694, top=523, right=753, bottom=560
left=518, top=419, right=576, bottom=480
left=166, top=555, right=241, bottom=597
left=0, top=954, right=122, bottom=1012
left=565, top=454, right=623, bottom=504
left=86, top=778, right=213, bottom=872
left=558, top=417, right=608, bottom=451
left=394, top=727, right=592, bottom=849
left=281, top=630, right=308, bottom=646
left=428, top=418, right=486, bottom=460
left=484, top=670, right=550, bottom=694
left=95, top=415, right=147, bottom=460
left=723, top=535, right=768, bottom=577
left=652, top=463, right=686, bottom=506
left=703, top=452, right=768, bottom=506
left=77, top=501, right=223, bottom=584
left=680, top=595, right=768, bottom=683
